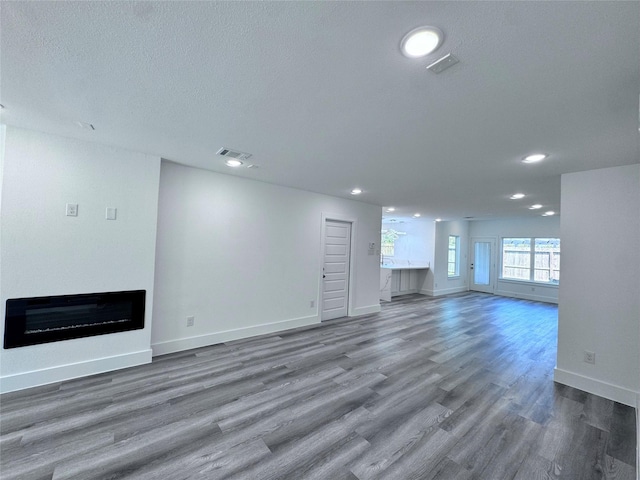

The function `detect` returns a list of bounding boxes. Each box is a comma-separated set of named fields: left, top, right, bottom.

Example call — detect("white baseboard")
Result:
left=496, top=289, right=558, bottom=305
left=420, top=285, right=468, bottom=297
left=152, top=315, right=320, bottom=357
left=636, top=393, right=640, bottom=478
left=553, top=367, right=638, bottom=407
left=0, top=349, right=152, bottom=394
left=351, top=304, right=381, bottom=316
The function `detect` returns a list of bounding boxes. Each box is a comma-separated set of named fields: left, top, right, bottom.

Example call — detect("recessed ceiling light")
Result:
left=510, top=193, right=526, bottom=199
left=522, top=153, right=548, bottom=164
left=350, top=188, right=362, bottom=195
left=435, top=218, right=442, bottom=222
left=386, top=207, right=395, bottom=212
left=225, top=159, right=243, bottom=167
left=529, top=204, right=543, bottom=210
left=413, top=213, right=421, bottom=218
left=542, top=211, right=555, bottom=216
left=400, top=26, right=443, bottom=58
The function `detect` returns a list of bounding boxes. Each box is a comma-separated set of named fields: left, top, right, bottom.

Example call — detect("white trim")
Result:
left=421, top=285, right=468, bottom=297
left=469, top=236, right=497, bottom=294
left=553, top=367, right=638, bottom=407
left=498, top=278, right=559, bottom=289
left=152, top=315, right=319, bottom=357
left=495, top=289, right=559, bottom=305
left=0, top=349, right=152, bottom=394
left=350, top=304, right=381, bottom=316
left=320, top=213, right=358, bottom=319
left=636, top=393, right=639, bottom=477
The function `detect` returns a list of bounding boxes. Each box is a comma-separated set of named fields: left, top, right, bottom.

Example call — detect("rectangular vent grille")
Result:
left=427, top=53, right=459, bottom=74
left=216, top=147, right=252, bottom=161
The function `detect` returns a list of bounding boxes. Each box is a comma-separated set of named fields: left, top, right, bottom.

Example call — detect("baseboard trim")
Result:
left=553, top=367, right=638, bottom=407
left=636, top=393, right=640, bottom=477
left=420, top=285, right=468, bottom=297
left=496, top=289, right=558, bottom=305
left=350, top=304, right=381, bottom=316
left=152, top=315, right=320, bottom=357
left=0, top=349, right=152, bottom=394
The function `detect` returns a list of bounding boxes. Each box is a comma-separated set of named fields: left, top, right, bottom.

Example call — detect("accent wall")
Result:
left=0, top=127, right=161, bottom=393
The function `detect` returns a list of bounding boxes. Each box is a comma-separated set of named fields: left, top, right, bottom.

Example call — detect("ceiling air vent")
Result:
left=216, top=147, right=252, bottom=161
left=426, top=53, right=459, bottom=74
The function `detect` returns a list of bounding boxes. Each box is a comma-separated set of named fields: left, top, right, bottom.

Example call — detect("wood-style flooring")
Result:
left=1, top=292, right=637, bottom=479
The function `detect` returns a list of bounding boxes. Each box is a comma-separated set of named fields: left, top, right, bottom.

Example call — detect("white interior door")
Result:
left=470, top=237, right=495, bottom=294
left=322, top=220, right=351, bottom=320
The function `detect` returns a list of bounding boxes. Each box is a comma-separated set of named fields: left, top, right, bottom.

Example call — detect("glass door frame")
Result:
left=469, top=237, right=496, bottom=294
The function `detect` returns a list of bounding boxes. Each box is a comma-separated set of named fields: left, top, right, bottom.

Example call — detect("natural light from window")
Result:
left=501, top=237, right=560, bottom=284
left=448, top=235, right=460, bottom=277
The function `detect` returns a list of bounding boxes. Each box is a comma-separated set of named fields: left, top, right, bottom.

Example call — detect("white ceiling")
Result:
left=1, top=1, right=639, bottom=220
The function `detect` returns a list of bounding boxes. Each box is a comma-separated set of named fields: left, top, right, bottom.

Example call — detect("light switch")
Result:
left=106, top=207, right=117, bottom=220
left=66, top=203, right=78, bottom=216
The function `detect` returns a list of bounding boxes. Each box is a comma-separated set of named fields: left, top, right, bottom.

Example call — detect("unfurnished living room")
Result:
left=1, top=2, right=639, bottom=479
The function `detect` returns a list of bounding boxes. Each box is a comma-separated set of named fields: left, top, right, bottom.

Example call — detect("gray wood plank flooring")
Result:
left=1, top=292, right=636, bottom=479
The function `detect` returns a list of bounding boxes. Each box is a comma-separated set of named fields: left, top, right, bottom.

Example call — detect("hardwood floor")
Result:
left=1, top=292, right=636, bottom=479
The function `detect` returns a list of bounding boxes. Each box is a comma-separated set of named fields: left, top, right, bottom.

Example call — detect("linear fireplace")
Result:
left=4, top=290, right=145, bottom=349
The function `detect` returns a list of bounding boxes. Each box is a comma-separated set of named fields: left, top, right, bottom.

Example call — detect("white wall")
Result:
left=555, top=164, right=639, bottom=407
left=151, top=161, right=382, bottom=355
left=423, top=220, right=469, bottom=296
left=468, top=216, right=561, bottom=304
left=0, top=127, right=161, bottom=393
left=382, top=218, right=434, bottom=266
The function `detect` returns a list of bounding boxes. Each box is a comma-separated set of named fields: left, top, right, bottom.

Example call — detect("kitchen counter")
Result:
left=380, top=265, right=429, bottom=301
left=381, top=264, right=429, bottom=270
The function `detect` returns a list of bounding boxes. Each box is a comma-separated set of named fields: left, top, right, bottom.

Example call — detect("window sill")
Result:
left=447, top=275, right=461, bottom=280
left=498, top=278, right=559, bottom=288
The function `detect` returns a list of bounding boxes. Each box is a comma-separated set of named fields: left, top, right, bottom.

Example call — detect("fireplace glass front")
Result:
left=4, top=290, right=145, bottom=349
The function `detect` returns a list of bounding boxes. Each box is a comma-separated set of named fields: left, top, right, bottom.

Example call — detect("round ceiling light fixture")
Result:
left=542, top=211, right=555, bottom=216
left=350, top=188, right=363, bottom=195
left=522, top=153, right=548, bottom=164
left=510, top=193, right=526, bottom=200
left=529, top=204, right=543, bottom=210
left=225, top=159, right=243, bottom=167
left=400, top=26, right=444, bottom=58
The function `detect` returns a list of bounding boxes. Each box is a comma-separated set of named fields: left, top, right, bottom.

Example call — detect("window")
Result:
left=381, top=228, right=405, bottom=257
left=501, top=237, right=560, bottom=284
left=448, top=235, right=460, bottom=277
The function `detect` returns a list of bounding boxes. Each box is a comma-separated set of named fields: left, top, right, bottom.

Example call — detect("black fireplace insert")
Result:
left=4, top=290, right=145, bottom=349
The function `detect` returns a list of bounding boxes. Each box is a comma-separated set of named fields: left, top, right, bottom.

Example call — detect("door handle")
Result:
left=323, top=275, right=326, bottom=278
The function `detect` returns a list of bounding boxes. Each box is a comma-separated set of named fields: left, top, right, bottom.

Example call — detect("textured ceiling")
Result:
left=1, top=1, right=639, bottom=220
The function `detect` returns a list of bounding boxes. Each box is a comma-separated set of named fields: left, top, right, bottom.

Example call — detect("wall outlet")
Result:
left=186, top=315, right=194, bottom=327
left=310, top=300, right=315, bottom=308
left=583, top=350, right=596, bottom=364
left=66, top=203, right=78, bottom=216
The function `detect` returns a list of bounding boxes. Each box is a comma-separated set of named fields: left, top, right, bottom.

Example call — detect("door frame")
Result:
left=469, top=236, right=497, bottom=294
left=319, top=213, right=357, bottom=320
